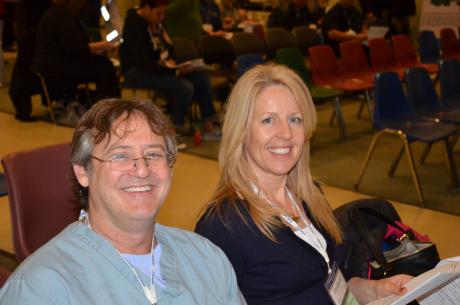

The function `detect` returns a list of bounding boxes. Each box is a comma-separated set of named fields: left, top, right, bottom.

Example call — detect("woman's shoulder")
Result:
left=195, top=197, right=253, bottom=239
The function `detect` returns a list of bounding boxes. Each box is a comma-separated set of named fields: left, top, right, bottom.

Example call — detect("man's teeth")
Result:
left=268, top=147, right=290, bottom=154
left=123, top=186, right=152, bottom=192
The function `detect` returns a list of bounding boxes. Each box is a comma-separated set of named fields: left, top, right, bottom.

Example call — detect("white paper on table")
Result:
left=367, top=26, right=389, bottom=40
left=367, top=262, right=460, bottom=305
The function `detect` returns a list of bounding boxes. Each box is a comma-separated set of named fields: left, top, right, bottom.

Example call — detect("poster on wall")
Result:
left=419, top=0, right=460, bottom=37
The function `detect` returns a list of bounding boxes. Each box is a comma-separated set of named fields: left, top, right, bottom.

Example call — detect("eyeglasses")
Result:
left=91, top=152, right=175, bottom=171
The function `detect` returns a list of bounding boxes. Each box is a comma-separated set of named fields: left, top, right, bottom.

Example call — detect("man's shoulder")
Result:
left=156, top=224, right=214, bottom=247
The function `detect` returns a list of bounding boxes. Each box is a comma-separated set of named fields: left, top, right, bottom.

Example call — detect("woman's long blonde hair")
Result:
left=205, top=64, right=341, bottom=243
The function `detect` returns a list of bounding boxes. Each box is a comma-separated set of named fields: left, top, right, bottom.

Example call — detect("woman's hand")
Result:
left=348, top=274, right=413, bottom=304
left=373, top=274, right=413, bottom=300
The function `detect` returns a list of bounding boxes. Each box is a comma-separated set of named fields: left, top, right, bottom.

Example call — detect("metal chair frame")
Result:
left=355, top=72, right=459, bottom=204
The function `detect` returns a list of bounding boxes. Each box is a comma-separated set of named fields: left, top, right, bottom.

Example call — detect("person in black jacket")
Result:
left=120, top=0, right=219, bottom=135
left=267, top=0, right=323, bottom=31
left=321, top=0, right=367, bottom=55
left=32, top=0, right=120, bottom=106
left=8, top=0, right=51, bottom=121
left=195, top=64, right=411, bottom=305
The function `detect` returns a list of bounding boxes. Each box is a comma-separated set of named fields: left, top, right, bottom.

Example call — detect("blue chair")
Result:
left=235, top=53, right=264, bottom=77
left=406, top=67, right=460, bottom=124
left=440, top=59, right=460, bottom=110
left=405, top=66, right=460, bottom=163
left=354, top=72, right=459, bottom=203
left=419, top=30, right=441, bottom=64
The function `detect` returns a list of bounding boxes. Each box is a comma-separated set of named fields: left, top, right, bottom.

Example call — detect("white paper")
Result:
left=367, top=26, right=389, bottom=40
left=367, top=262, right=460, bottom=305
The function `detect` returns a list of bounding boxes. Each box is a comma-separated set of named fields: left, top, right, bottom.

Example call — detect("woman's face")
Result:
left=243, top=85, right=306, bottom=182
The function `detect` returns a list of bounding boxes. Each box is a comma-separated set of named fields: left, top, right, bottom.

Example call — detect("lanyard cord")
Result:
left=250, top=186, right=332, bottom=274
left=285, top=190, right=331, bottom=274
left=116, top=245, right=157, bottom=305
left=79, top=210, right=157, bottom=304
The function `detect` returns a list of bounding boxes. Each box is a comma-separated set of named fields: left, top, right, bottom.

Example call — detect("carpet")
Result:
left=181, top=99, right=460, bottom=216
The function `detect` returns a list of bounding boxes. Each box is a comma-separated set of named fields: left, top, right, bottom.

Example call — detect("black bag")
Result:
left=334, top=199, right=440, bottom=280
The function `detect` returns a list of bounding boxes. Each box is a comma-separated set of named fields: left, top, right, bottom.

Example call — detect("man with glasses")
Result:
left=0, top=99, right=246, bottom=305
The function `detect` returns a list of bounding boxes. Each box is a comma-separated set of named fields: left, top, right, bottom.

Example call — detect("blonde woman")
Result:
left=195, top=64, right=411, bottom=305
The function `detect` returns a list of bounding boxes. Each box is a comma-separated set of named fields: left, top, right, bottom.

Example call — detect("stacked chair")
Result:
left=309, top=44, right=374, bottom=129
left=418, top=30, right=441, bottom=64
left=391, top=35, right=438, bottom=74
left=405, top=66, right=460, bottom=163
left=265, top=27, right=297, bottom=59
left=354, top=72, right=458, bottom=204
left=275, top=47, right=346, bottom=139
left=368, top=38, right=405, bottom=79
left=440, top=59, right=460, bottom=109
left=339, top=41, right=376, bottom=118
left=292, top=26, right=322, bottom=55
left=440, top=28, right=460, bottom=60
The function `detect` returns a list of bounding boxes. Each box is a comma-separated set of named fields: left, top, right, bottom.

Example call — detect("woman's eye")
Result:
left=290, top=116, right=303, bottom=124
left=262, top=117, right=273, bottom=125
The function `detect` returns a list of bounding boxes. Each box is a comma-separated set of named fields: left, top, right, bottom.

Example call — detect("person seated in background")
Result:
left=267, top=0, right=324, bottom=31
left=322, top=0, right=367, bottom=54
left=200, top=0, right=223, bottom=33
left=195, top=64, right=411, bottom=305
left=220, top=0, right=248, bottom=31
left=32, top=0, right=120, bottom=108
left=0, top=98, right=247, bottom=305
left=120, top=0, right=220, bottom=137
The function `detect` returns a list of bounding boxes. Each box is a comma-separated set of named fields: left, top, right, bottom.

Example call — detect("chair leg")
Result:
left=356, top=99, right=365, bottom=119
left=419, top=143, right=432, bottom=164
left=328, top=109, right=336, bottom=126
left=354, top=130, right=385, bottom=190
left=37, top=74, right=57, bottom=124
left=402, top=138, right=425, bottom=204
left=388, top=145, right=404, bottom=177
left=364, top=90, right=374, bottom=129
left=442, top=138, right=460, bottom=188
left=333, top=96, right=347, bottom=140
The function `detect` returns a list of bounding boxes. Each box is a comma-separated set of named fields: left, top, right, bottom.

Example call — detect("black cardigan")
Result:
left=195, top=198, right=348, bottom=305
left=32, top=4, right=92, bottom=78
left=120, top=8, right=174, bottom=76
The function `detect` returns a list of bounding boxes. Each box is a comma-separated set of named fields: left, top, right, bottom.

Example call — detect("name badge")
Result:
left=324, top=262, right=359, bottom=305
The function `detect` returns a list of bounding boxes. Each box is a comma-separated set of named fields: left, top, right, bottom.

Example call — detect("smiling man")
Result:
left=0, top=99, right=246, bottom=305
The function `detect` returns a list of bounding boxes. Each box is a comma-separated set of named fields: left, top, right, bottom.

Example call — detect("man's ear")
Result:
left=73, top=165, right=90, bottom=187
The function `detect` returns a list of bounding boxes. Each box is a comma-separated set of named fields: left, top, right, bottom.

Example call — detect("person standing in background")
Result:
left=8, top=0, right=51, bottom=122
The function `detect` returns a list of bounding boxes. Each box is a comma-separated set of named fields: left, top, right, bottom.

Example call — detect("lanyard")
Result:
left=251, top=185, right=332, bottom=274
left=79, top=210, right=157, bottom=304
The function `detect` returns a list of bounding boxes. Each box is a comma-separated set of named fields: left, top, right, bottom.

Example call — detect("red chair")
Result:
left=391, top=35, right=438, bottom=74
left=0, top=267, right=12, bottom=287
left=368, top=38, right=404, bottom=78
left=309, top=45, right=373, bottom=91
left=440, top=28, right=460, bottom=60
left=309, top=44, right=374, bottom=122
left=340, top=41, right=375, bottom=84
left=1, top=143, right=80, bottom=262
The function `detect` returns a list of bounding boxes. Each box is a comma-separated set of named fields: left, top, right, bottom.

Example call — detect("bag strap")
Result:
left=349, top=207, right=392, bottom=273
left=356, top=206, right=409, bottom=234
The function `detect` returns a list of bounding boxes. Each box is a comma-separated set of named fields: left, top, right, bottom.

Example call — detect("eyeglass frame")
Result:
left=90, top=152, right=176, bottom=170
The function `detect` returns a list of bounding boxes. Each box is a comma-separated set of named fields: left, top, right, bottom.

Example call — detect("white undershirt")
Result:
left=122, top=244, right=166, bottom=289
